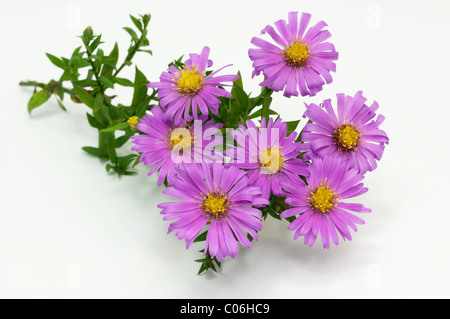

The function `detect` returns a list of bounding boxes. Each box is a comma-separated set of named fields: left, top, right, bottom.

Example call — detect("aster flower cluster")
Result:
left=129, top=12, right=388, bottom=274
left=23, top=12, right=388, bottom=275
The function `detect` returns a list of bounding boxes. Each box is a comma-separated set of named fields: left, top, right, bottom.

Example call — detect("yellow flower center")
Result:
left=167, top=127, right=193, bottom=149
left=283, top=41, right=310, bottom=68
left=202, top=193, right=228, bottom=218
left=174, top=67, right=204, bottom=95
left=308, top=184, right=337, bottom=214
left=333, top=124, right=361, bottom=152
left=259, top=147, right=284, bottom=174
left=127, top=116, right=139, bottom=131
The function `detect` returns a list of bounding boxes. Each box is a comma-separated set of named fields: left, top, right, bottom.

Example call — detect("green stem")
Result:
left=19, top=81, right=45, bottom=89
left=148, top=88, right=159, bottom=102
left=19, top=81, right=74, bottom=95
left=261, top=88, right=272, bottom=125
left=98, top=131, right=108, bottom=150
left=84, top=48, right=106, bottom=97
left=99, top=131, right=118, bottom=164
left=113, top=33, right=146, bottom=77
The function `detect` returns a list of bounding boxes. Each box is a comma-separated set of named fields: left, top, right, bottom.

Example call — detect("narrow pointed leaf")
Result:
left=130, top=15, right=143, bottom=32
left=82, top=146, right=108, bottom=158
left=56, top=98, right=67, bottom=111
left=131, top=66, right=148, bottom=107
left=286, top=120, right=300, bottom=134
left=45, top=53, right=66, bottom=69
left=73, top=85, right=94, bottom=108
left=100, top=42, right=119, bottom=78
left=100, top=122, right=129, bottom=133
left=123, top=27, right=139, bottom=42
left=247, top=108, right=278, bottom=120
left=28, top=90, right=51, bottom=114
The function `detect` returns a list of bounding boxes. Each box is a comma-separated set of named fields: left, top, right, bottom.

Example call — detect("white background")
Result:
left=1, top=0, right=449, bottom=298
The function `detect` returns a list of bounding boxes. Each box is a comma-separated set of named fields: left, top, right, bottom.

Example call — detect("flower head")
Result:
left=281, top=156, right=371, bottom=248
left=249, top=12, right=338, bottom=97
left=229, top=117, right=309, bottom=200
left=158, top=162, right=269, bottom=262
left=127, top=116, right=140, bottom=131
left=148, top=46, right=239, bottom=122
left=299, top=91, right=389, bottom=174
left=130, top=106, right=222, bottom=186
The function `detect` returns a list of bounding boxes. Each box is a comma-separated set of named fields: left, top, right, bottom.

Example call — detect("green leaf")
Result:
left=56, top=84, right=65, bottom=101
left=247, top=108, right=278, bottom=120
left=233, top=71, right=243, bottom=89
left=135, top=99, right=149, bottom=118
left=93, top=92, right=105, bottom=112
left=267, top=208, right=282, bottom=220
left=61, top=57, right=70, bottom=65
left=232, top=85, right=249, bottom=112
left=82, top=146, right=108, bottom=158
left=73, top=69, right=93, bottom=87
left=168, top=56, right=185, bottom=69
left=89, top=35, right=103, bottom=53
left=285, top=216, right=297, bottom=224
left=45, top=53, right=66, bottom=69
left=131, top=66, right=148, bottom=107
left=121, top=171, right=138, bottom=176
left=123, top=27, right=139, bottom=42
left=286, top=120, right=300, bottom=134
left=138, top=49, right=152, bottom=55
left=73, top=85, right=94, bottom=108
left=105, top=163, right=114, bottom=173
left=117, top=105, right=132, bottom=119
left=56, top=98, right=67, bottom=111
left=115, top=135, right=130, bottom=148
left=295, top=120, right=312, bottom=143
left=117, top=154, right=138, bottom=170
left=28, top=90, right=51, bottom=114
left=130, top=15, right=143, bottom=32
left=113, top=77, right=134, bottom=87
left=86, top=112, right=104, bottom=129
left=193, top=231, right=208, bottom=243
left=132, top=154, right=141, bottom=167
left=100, top=122, right=129, bottom=133
left=71, top=46, right=82, bottom=58
left=100, top=43, right=119, bottom=78
left=99, top=76, right=114, bottom=89
left=197, top=263, right=206, bottom=275
left=108, top=104, right=120, bottom=121
left=100, top=132, right=117, bottom=163
left=90, top=93, right=111, bottom=127
left=228, top=100, right=245, bottom=127
left=141, top=13, right=151, bottom=29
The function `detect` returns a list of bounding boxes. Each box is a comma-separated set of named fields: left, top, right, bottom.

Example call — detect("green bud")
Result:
left=82, top=26, right=94, bottom=44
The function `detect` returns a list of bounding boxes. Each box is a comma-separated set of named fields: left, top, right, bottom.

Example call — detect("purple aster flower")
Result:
left=228, top=117, right=309, bottom=200
left=130, top=106, right=223, bottom=186
left=249, top=12, right=338, bottom=97
left=158, top=162, right=269, bottom=262
left=299, top=91, right=389, bottom=174
left=148, top=46, right=239, bottom=123
left=281, top=156, right=371, bottom=249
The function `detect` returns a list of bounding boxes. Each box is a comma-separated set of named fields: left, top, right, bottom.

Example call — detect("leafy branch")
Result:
left=20, top=14, right=157, bottom=176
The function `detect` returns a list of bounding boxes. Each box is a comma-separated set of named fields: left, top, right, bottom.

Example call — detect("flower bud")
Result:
left=127, top=116, right=140, bottom=131
left=82, top=26, right=94, bottom=44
